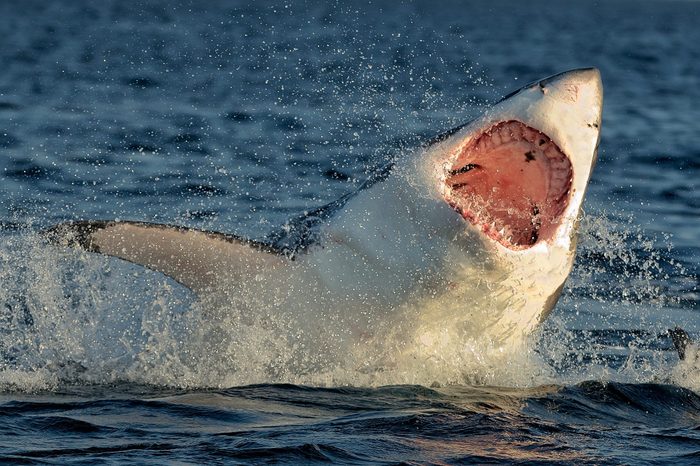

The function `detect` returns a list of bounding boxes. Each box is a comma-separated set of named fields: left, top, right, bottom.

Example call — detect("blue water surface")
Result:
left=0, top=0, right=698, bottom=464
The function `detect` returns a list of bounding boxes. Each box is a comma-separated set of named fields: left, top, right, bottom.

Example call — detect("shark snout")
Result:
left=538, top=68, right=603, bottom=130
left=533, top=68, right=603, bottom=199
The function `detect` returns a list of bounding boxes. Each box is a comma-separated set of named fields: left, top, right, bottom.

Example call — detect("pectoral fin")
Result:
left=669, top=327, right=692, bottom=361
left=44, top=221, right=285, bottom=294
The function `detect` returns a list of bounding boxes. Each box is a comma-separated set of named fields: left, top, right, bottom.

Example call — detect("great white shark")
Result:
left=46, top=68, right=603, bottom=366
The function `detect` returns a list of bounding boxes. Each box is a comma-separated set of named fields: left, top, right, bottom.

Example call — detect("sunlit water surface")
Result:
left=0, top=0, right=698, bottom=464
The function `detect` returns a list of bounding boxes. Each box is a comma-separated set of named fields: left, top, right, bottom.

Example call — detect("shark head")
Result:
left=439, top=68, right=602, bottom=253
left=406, top=68, right=603, bottom=341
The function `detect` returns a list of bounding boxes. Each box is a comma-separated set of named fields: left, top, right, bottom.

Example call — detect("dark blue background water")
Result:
left=0, top=0, right=698, bottom=463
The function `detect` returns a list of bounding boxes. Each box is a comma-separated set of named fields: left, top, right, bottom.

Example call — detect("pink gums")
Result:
left=445, top=120, right=572, bottom=249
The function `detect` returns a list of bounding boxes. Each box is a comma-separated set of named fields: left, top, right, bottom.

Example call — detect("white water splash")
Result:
left=0, top=209, right=693, bottom=392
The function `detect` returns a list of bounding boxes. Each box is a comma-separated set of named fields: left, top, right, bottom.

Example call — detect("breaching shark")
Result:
left=46, top=68, right=603, bottom=363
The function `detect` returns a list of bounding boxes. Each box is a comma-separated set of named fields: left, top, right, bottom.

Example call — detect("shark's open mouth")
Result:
left=445, top=120, right=573, bottom=249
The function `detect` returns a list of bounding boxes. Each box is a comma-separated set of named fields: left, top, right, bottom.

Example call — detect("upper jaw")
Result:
left=438, top=68, right=603, bottom=251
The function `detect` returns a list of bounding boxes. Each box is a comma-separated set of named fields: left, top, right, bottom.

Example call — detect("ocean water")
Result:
left=0, top=0, right=698, bottom=464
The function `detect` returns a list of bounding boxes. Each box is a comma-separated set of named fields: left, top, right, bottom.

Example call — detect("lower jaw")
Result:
left=449, top=204, right=538, bottom=251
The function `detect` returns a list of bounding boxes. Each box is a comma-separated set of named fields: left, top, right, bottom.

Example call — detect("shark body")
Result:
left=47, top=69, right=604, bottom=366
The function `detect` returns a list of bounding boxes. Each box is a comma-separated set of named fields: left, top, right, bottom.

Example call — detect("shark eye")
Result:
left=445, top=120, right=572, bottom=249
